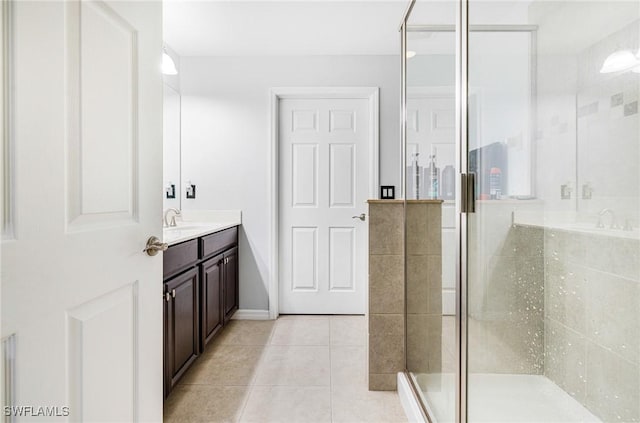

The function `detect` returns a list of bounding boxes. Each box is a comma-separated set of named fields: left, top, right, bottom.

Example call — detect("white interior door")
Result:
left=407, top=91, right=457, bottom=315
left=279, top=97, right=370, bottom=315
left=406, top=93, right=456, bottom=188
left=1, top=1, right=163, bottom=421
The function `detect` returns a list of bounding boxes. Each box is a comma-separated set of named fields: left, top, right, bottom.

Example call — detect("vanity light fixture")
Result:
left=600, top=49, right=640, bottom=73
left=162, top=49, right=178, bottom=75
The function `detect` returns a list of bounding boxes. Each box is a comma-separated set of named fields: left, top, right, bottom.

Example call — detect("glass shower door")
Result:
left=466, top=1, right=640, bottom=422
left=403, top=2, right=458, bottom=422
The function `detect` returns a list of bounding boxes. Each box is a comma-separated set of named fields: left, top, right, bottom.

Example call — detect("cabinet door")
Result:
left=223, top=247, right=239, bottom=322
left=165, top=267, right=199, bottom=393
left=201, top=254, right=223, bottom=349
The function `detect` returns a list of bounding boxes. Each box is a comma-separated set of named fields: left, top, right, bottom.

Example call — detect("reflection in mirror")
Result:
left=163, top=84, right=181, bottom=210
left=405, top=30, right=534, bottom=201
left=576, top=18, right=639, bottom=225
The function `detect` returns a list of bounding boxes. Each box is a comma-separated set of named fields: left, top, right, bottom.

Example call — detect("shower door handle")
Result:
left=461, top=173, right=476, bottom=213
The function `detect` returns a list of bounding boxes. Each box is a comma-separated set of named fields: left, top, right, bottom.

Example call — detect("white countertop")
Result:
left=163, top=210, right=242, bottom=246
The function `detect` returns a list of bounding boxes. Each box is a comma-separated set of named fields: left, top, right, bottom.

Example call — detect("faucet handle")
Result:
left=170, top=214, right=180, bottom=227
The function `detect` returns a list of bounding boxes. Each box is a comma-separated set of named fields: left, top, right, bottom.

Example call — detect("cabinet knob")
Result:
left=165, top=292, right=171, bottom=302
left=144, top=236, right=168, bottom=256
left=171, top=289, right=176, bottom=298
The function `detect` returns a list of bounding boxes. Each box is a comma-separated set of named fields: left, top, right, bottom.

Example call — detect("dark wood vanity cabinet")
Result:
left=163, top=226, right=239, bottom=399
left=164, top=267, right=199, bottom=396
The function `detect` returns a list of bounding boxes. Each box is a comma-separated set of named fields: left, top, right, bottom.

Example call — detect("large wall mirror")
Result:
left=575, top=18, right=639, bottom=222
left=163, top=84, right=181, bottom=210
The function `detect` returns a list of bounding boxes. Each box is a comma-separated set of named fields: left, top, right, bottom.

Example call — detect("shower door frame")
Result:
left=400, top=2, right=539, bottom=422
left=399, top=2, right=469, bottom=421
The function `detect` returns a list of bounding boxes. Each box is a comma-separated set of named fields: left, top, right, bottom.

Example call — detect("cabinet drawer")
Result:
left=200, top=227, right=238, bottom=259
left=163, top=239, right=198, bottom=279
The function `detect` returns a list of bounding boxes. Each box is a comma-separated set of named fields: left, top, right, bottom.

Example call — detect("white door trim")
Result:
left=268, top=87, right=379, bottom=320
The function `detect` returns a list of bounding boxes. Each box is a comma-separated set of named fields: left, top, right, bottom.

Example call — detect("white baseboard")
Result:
left=231, top=309, right=271, bottom=320
left=397, top=373, right=427, bottom=423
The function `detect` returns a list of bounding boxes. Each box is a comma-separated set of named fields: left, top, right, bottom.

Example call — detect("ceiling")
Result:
left=163, top=1, right=409, bottom=57
left=163, top=0, right=637, bottom=58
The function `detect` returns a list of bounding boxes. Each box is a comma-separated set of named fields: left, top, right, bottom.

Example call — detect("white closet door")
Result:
left=279, top=97, right=370, bottom=314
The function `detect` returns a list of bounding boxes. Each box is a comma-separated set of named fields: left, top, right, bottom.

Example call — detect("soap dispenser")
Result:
left=427, top=150, right=439, bottom=199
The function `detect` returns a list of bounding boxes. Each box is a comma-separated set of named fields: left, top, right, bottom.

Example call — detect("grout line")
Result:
left=234, top=320, right=278, bottom=422
left=329, top=316, right=334, bottom=423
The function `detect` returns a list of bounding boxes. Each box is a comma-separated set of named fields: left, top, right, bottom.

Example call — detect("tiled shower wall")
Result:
left=468, top=222, right=545, bottom=374
left=544, top=229, right=640, bottom=422
left=575, top=20, right=640, bottom=224
left=368, top=200, right=443, bottom=391
left=469, top=209, right=639, bottom=422
left=467, top=203, right=545, bottom=375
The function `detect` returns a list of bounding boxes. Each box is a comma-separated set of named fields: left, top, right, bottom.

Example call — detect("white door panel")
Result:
left=407, top=92, right=456, bottom=316
left=2, top=1, right=162, bottom=421
left=279, top=98, right=369, bottom=314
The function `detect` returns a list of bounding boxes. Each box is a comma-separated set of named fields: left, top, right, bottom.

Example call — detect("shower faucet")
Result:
left=596, top=208, right=619, bottom=229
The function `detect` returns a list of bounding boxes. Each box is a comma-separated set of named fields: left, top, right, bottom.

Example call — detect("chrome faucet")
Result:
left=164, top=208, right=181, bottom=227
left=596, top=208, right=618, bottom=229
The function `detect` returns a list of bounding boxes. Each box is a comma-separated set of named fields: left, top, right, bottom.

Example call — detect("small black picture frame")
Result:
left=380, top=185, right=395, bottom=200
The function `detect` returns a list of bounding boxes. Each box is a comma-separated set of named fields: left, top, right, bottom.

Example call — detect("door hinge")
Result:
left=461, top=173, right=476, bottom=214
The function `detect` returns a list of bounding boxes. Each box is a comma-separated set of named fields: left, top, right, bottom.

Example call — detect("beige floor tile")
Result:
left=331, top=346, right=367, bottom=388
left=164, top=384, right=250, bottom=423
left=216, top=320, right=275, bottom=346
left=239, top=386, right=332, bottom=423
left=331, top=385, right=408, bottom=423
left=179, top=344, right=265, bottom=386
left=270, top=318, right=330, bottom=346
left=254, top=345, right=330, bottom=386
left=165, top=315, right=408, bottom=423
left=330, top=316, right=367, bottom=346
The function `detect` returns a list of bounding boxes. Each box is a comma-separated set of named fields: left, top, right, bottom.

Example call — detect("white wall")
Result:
left=179, top=55, right=399, bottom=310
left=163, top=44, right=180, bottom=93
left=163, top=85, right=181, bottom=210
left=163, top=44, right=182, bottom=211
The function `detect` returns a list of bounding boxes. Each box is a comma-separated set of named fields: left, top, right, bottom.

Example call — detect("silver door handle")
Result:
left=352, top=213, right=366, bottom=221
left=144, top=236, right=168, bottom=256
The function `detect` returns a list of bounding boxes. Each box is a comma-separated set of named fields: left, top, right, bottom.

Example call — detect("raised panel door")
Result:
left=166, top=267, right=199, bottom=392
left=223, top=247, right=238, bottom=322
left=278, top=97, right=370, bottom=314
left=2, top=2, right=163, bottom=420
left=201, top=254, right=223, bottom=349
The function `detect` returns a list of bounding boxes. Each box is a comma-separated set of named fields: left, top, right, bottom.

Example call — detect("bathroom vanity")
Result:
left=162, top=222, right=240, bottom=398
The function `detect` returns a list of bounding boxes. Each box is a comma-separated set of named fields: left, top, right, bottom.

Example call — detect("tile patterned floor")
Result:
left=164, top=315, right=408, bottom=423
